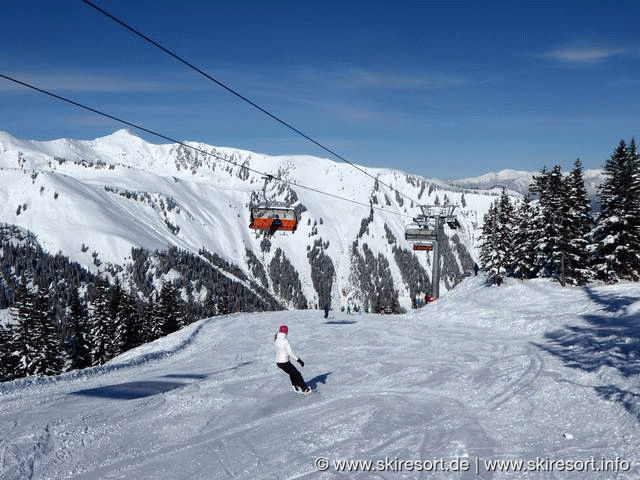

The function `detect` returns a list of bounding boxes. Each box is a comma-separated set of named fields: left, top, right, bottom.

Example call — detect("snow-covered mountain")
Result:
left=0, top=129, right=502, bottom=311
left=448, top=168, right=605, bottom=199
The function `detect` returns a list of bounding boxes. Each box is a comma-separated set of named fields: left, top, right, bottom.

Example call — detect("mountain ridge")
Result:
left=448, top=166, right=604, bottom=197
left=1, top=129, right=504, bottom=311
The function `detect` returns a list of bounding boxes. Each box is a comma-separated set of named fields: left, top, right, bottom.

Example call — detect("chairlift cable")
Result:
left=0, top=73, right=413, bottom=219
left=81, top=0, right=423, bottom=208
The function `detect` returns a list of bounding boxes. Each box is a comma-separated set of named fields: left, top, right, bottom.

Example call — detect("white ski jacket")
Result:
left=274, top=331, right=299, bottom=364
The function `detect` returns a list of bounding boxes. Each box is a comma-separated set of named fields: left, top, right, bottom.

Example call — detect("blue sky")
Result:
left=1, top=0, right=639, bottom=179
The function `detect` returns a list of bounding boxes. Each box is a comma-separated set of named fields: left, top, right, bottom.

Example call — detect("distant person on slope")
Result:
left=274, top=325, right=311, bottom=395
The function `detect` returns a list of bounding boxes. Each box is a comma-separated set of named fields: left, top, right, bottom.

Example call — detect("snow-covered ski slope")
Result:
left=1, top=277, right=639, bottom=479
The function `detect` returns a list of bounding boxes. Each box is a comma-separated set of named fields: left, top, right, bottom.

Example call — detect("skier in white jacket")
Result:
left=274, top=325, right=311, bottom=394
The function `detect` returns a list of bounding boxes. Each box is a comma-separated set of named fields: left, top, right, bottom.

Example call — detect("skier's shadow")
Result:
left=163, top=361, right=253, bottom=379
left=307, top=372, right=332, bottom=390
left=72, top=362, right=255, bottom=400
left=72, top=381, right=185, bottom=400
left=533, top=287, right=640, bottom=421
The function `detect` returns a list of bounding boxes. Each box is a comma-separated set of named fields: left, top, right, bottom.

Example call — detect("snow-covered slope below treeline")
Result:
left=448, top=168, right=604, bottom=199
left=1, top=277, right=639, bottom=479
left=0, top=129, right=503, bottom=311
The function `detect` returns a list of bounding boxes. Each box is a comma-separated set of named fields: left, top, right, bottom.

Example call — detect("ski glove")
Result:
left=297, top=359, right=304, bottom=367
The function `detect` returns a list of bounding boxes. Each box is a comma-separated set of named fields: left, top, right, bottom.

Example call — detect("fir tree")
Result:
left=65, top=285, right=91, bottom=371
left=531, top=166, right=568, bottom=280
left=158, top=282, right=182, bottom=335
left=108, top=281, right=125, bottom=356
left=592, top=140, right=640, bottom=281
left=30, top=290, right=63, bottom=376
left=204, top=289, right=218, bottom=317
left=480, top=202, right=497, bottom=278
left=10, top=285, right=62, bottom=377
left=480, top=190, right=515, bottom=285
left=511, top=195, right=537, bottom=279
left=564, top=159, right=594, bottom=285
left=140, top=297, right=159, bottom=343
left=218, top=289, right=231, bottom=315
left=117, top=291, right=142, bottom=351
left=0, top=324, right=18, bottom=381
left=87, top=279, right=114, bottom=366
left=629, top=138, right=640, bottom=266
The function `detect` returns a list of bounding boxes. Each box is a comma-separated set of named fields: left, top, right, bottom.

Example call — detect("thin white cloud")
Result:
left=0, top=72, right=200, bottom=93
left=546, top=46, right=631, bottom=63
left=612, top=77, right=640, bottom=87
left=338, top=68, right=469, bottom=90
left=297, top=67, right=470, bottom=91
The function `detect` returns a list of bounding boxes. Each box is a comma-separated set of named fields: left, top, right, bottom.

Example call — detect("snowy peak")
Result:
left=449, top=169, right=535, bottom=193
left=93, top=128, right=142, bottom=143
left=0, top=130, right=500, bottom=311
left=448, top=167, right=604, bottom=198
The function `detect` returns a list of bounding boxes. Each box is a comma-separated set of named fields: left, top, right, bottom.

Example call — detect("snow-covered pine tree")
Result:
left=217, top=288, right=232, bottom=316
left=65, top=285, right=91, bottom=371
left=480, top=190, right=515, bottom=285
left=158, top=282, right=182, bottom=335
left=117, top=290, right=142, bottom=351
left=0, top=324, right=18, bottom=381
left=531, top=166, right=572, bottom=283
left=7, top=284, right=34, bottom=378
left=30, top=289, right=63, bottom=376
left=10, top=285, right=62, bottom=377
left=592, top=139, right=640, bottom=281
left=511, top=194, right=537, bottom=279
left=139, top=298, right=158, bottom=344
left=203, top=289, right=218, bottom=318
left=108, top=281, right=125, bottom=357
left=564, top=159, right=594, bottom=285
left=88, top=279, right=114, bottom=366
left=628, top=138, right=640, bottom=271
left=528, top=167, right=548, bottom=278
left=480, top=202, right=497, bottom=278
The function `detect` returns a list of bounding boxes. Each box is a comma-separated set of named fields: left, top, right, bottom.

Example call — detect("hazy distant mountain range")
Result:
left=447, top=168, right=604, bottom=198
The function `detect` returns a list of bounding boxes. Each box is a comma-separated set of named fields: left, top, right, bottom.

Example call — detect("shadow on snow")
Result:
left=162, top=361, right=253, bottom=380
left=533, top=287, right=640, bottom=421
left=307, top=372, right=332, bottom=390
left=71, top=361, right=254, bottom=400
left=71, top=381, right=186, bottom=400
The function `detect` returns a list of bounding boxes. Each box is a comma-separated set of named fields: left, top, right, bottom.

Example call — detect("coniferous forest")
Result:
left=481, top=139, right=640, bottom=286
left=0, top=229, right=282, bottom=382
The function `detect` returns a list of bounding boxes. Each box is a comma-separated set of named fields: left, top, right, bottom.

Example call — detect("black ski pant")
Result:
left=277, top=361, right=308, bottom=391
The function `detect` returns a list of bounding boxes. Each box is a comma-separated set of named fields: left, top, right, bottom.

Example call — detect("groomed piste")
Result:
left=1, top=276, right=639, bottom=479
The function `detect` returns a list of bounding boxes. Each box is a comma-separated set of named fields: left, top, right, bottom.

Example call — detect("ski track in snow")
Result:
left=1, top=277, right=640, bottom=479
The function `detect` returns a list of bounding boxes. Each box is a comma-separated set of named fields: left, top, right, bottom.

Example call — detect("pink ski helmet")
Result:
left=279, top=325, right=288, bottom=334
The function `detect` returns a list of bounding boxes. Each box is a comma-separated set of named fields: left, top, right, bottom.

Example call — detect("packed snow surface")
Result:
left=1, top=277, right=639, bottom=479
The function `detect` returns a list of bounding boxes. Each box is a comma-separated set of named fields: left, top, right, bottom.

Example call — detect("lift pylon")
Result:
left=410, top=204, right=460, bottom=299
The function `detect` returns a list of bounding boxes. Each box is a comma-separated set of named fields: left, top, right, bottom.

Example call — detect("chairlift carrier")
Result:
left=404, top=225, right=437, bottom=242
left=249, top=202, right=299, bottom=233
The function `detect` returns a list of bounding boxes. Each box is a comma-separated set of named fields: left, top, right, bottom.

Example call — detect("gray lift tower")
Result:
left=405, top=204, right=460, bottom=299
